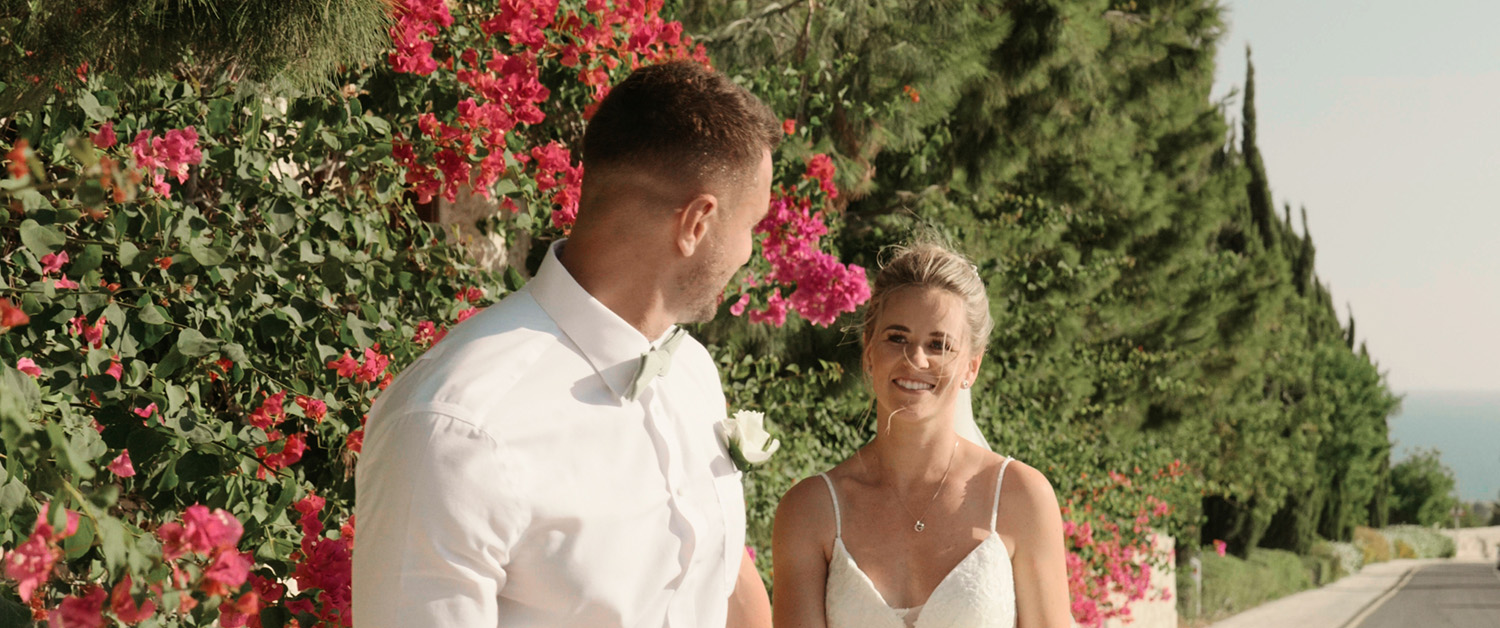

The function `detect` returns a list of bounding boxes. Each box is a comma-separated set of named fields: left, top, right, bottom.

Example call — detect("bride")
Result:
left=771, top=242, right=1072, bottom=627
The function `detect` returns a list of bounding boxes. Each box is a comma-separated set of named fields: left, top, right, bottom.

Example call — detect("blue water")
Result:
left=1388, top=390, right=1500, bottom=502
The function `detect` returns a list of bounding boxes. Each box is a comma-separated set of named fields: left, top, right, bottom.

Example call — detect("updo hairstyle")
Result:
left=859, top=241, right=993, bottom=355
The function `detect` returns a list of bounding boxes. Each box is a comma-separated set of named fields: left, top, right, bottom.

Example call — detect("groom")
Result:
left=352, top=61, right=780, bottom=628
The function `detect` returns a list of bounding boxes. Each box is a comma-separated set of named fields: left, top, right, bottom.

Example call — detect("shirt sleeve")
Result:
left=353, top=409, right=526, bottom=628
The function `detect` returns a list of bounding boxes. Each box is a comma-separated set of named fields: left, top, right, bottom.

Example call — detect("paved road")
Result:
left=1355, top=562, right=1500, bottom=628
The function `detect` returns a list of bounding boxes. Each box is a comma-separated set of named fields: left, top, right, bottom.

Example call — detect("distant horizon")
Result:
left=1388, top=389, right=1500, bottom=502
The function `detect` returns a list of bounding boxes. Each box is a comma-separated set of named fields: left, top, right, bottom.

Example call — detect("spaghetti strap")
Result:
left=818, top=473, right=843, bottom=538
left=990, top=457, right=1013, bottom=532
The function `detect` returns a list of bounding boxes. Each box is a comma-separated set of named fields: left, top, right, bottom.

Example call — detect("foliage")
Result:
left=1382, top=525, right=1455, bottom=559
left=1176, top=547, right=1315, bottom=625
left=0, top=1, right=866, bottom=624
left=1303, top=540, right=1347, bottom=586
left=1354, top=526, right=1392, bottom=564
left=1388, top=449, right=1459, bottom=527
left=0, top=0, right=393, bottom=115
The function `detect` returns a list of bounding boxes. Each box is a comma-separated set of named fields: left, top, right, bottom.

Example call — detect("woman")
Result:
left=772, top=242, right=1072, bottom=628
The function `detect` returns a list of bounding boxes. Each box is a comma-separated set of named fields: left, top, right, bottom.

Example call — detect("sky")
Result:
left=1210, top=0, right=1500, bottom=394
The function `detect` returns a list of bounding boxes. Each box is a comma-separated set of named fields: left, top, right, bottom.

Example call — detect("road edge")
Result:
left=1337, top=565, right=1417, bottom=628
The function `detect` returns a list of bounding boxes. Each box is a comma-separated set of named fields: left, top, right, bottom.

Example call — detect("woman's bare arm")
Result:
left=1005, top=462, right=1074, bottom=628
left=771, top=477, right=835, bottom=628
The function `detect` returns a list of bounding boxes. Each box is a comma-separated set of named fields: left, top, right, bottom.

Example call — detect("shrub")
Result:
left=1327, top=541, right=1365, bottom=577
left=1354, top=526, right=1392, bottom=564
left=1178, top=547, right=1315, bottom=623
left=1383, top=525, right=1456, bottom=559
left=1305, top=540, right=1349, bottom=585
left=1394, top=540, right=1416, bottom=559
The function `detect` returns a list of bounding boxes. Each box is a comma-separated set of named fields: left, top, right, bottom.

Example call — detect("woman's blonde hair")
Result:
left=859, top=241, right=993, bottom=354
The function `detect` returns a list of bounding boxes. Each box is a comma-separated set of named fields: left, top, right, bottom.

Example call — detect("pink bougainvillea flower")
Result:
left=782, top=119, right=796, bottom=135
left=181, top=505, right=244, bottom=555
left=412, top=320, right=439, bottom=345
left=92, top=122, right=117, bottom=150
left=248, top=391, right=287, bottom=430
left=455, top=307, right=479, bottom=324
left=1213, top=539, right=1227, bottom=557
left=354, top=346, right=390, bottom=384
left=728, top=294, right=751, bottom=317
left=132, top=403, right=158, bottom=423
left=346, top=429, right=364, bottom=454
left=107, top=450, right=136, bottom=477
left=217, top=591, right=261, bottom=628
left=109, top=574, right=157, bottom=625
left=15, top=357, right=41, bottom=377
left=52, top=277, right=80, bottom=290
left=39, top=251, right=68, bottom=274
left=36, top=502, right=80, bottom=540
left=295, top=395, right=328, bottom=422
left=1, top=298, right=29, bottom=329
left=156, top=522, right=189, bottom=561
left=3, top=529, right=57, bottom=602
left=69, top=315, right=105, bottom=348
left=105, top=356, right=123, bottom=381
left=200, top=550, right=252, bottom=597
left=326, top=351, right=359, bottom=378
left=804, top=153, right=838, bottom=199
left=458, top=286, right=485, bottom=302
left=48, top=584, right=106, bottom=628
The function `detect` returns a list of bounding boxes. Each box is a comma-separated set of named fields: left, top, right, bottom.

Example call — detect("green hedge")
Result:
left=1178, top=548, right=1315, bottom=624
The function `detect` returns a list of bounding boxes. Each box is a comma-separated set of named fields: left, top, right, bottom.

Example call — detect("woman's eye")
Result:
left=930, top=341, right=952, bottom=352
left=885, top=333, right=907, bottom=344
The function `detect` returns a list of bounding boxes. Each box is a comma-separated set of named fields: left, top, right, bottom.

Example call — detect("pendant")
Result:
left=914, top=521, right=925, bottom=532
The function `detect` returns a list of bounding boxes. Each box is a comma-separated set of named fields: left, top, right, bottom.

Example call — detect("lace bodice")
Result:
left=821, top=458, right=1017, bottom=628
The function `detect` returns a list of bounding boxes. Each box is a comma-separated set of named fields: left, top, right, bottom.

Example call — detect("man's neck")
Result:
left=557, top=237, right=678, bottom=340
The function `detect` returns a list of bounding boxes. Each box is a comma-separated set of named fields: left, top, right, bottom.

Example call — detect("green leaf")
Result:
left=299, top=240, right=324, bottom=263
left=19, top=219, right=66, bottom=255
left=505, top=266, right=527, bottom=291
left=189, top=240, right=231, bottom=266
left=78, top=91, right=114, bottom=121
left=139, top=304, right=168, bottom=325
left=61, top=513, right=95, bottom=559
left=46, top=422, right=96, bottom=479
left=70, top=244, right=104, bottom=276
left=154, top=347, right=188, bottom=379
left=117, top=241, right=141, bottom=268
left=176, top=328, right=218, bottom=357
left=95, top=517, right=129, bottom=571
left=223, top=342, right=249, bottom=364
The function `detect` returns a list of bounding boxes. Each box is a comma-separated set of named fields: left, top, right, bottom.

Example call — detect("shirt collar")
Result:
left=529, top=239, right=678, bottom=399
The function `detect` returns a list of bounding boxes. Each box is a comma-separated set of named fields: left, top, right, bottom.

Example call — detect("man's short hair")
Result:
left=582, top=61, right=781, bottom=194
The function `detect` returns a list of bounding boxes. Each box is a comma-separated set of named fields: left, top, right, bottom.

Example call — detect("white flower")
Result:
left=719, top=410, right=780, bottom=470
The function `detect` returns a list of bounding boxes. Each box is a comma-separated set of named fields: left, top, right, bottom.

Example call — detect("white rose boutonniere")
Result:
left=718, top=410, right=780, bottom=472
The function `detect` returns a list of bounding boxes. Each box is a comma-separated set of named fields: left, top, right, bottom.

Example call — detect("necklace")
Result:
left=860, top=439, right=959, bottom=532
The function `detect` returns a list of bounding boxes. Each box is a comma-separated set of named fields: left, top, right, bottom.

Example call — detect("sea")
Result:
left=1387, top=390, right=1500, bottom=502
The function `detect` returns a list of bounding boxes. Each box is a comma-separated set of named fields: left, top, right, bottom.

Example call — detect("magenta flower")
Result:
left=16, top=357, right=41, bottom=377
left=108, top=450, right=136, bottom=477
left=1213, top=539, right=1227, bottom=557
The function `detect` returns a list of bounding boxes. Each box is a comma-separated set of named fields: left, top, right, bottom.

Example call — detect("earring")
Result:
left=961, top=380, right=971, bottom=389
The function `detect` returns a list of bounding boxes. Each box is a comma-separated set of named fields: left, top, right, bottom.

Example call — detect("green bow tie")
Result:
left=625, top=327, right=689, bottom=401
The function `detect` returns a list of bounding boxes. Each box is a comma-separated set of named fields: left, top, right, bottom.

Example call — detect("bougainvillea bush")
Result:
left=0, top=2, right=864, bottom=626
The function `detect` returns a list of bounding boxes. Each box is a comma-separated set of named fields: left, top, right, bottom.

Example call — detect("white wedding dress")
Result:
left=819, top=457, right=1017, bottom=628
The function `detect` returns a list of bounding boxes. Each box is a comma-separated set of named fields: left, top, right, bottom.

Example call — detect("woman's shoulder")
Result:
left=993, top=457, right=1064, bottom=541
left=774, top=471, right=840, bottom=536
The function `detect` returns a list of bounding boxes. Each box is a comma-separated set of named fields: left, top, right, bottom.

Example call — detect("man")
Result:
left=352, top=61, right=780, bottom=627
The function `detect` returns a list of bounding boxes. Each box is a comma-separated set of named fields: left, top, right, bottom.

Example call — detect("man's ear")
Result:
left=675, top=193, right=720, bottom=257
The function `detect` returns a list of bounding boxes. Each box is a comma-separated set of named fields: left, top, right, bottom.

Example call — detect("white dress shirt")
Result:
left=353, top=241, right=745, bottom=628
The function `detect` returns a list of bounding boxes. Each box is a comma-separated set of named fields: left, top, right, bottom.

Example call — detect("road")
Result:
left=1354, top=562, right=1500, bottom=628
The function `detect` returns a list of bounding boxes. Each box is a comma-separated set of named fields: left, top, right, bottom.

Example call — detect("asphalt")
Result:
left=1205, top=558, right=1452, bottom=628
left=1351, top=561, right=1500, bottom=628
